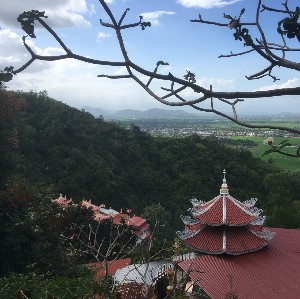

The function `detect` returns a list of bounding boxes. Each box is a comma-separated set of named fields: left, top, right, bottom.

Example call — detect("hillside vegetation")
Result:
left=14, top=91, right=300, bottom=231
left=1, top=90, right=300, bottom=297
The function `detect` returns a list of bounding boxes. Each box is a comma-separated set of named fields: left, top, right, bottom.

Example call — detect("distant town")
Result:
left=140, top=125, right=296, bottom=138
left=82, top=106, right=300, bottom=138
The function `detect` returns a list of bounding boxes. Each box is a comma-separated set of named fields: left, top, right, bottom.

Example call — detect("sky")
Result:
left=0, top=0, right=300, bottom=116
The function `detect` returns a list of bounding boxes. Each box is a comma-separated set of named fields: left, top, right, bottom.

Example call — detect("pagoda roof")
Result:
left=190, top=195, right=261, bottom=226
left=178, top=228, right=300, bottom=299
left=178, top=225, right=275, bottom=255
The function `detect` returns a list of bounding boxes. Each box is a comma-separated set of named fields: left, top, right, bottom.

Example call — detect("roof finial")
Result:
left=220, top=169, right=229, bottom=195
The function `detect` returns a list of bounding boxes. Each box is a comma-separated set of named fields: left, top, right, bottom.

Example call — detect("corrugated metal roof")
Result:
left=179, top=228, right=300, bottom=299
left=114, top=260, right=173, bottom=286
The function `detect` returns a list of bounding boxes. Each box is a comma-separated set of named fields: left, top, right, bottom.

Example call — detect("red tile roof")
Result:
left=192, top=196, right=258, bottom=226
left=179, top=228, right=300, bottom=299
left=181, top=225, right=272, bottom=255
left=179, top=172, right=273, bottom=255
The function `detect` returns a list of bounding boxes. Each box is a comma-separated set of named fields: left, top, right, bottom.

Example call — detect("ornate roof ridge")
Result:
left=228, top=195, right=262, bottom=217
left=250, top=216, right=266, bottom=226
left=180, top=215, right=200, bottom=226
left=176, top=226, right=205, bottom=240
left=188, top=196, right=221, bottom=216
left=190, top=196, right=217, bottom=208
left=250, top=228, right=276, bottom=242
left=242, top=198, right=258, bottom=207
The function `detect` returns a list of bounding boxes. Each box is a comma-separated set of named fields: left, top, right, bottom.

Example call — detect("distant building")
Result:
left=51, top=193, right=72, bottom=206
left=51, top=195, right=149, bottom=241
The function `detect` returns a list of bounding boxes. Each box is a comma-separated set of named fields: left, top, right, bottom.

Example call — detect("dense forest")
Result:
left=1, top=89, right=300, bottom=297
left=14, top=91, right=300, bottom=230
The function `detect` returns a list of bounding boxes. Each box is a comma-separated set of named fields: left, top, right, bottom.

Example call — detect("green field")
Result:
left=231, top=137, right=300, bottom=172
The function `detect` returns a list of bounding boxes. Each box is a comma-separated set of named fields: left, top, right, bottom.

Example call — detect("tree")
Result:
left=66, top=217, right=136, bottom=290
left=0, top=88, right=24, bottom=188
left=141, top=203, right=172, bottom=240
left=1, top=1, right=300, bottom=145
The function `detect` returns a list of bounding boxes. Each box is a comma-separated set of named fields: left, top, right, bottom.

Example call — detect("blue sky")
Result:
left=0, top=0, right=299, bottom=115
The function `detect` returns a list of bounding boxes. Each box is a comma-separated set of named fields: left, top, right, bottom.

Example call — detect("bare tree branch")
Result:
left=2, top=0, right=300, bottom=157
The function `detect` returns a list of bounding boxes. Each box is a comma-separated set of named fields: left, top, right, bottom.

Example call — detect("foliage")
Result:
left=141, top=203, right=172, bottom=238
left=224, top=274, right=238, bottom=299
left=0, top=89, right=24, bottom=188
left=262, top=137, right=299, bottom=158
left=13, top=91, right=300, bottom=232
left=277, top=6, right=300, bottom=39
left=224, top=8, right=253, bottom=46
left=263, top=172, right=300, bottom=228
left=0, top=269, right=107, bottom=299
left=0, top=66, right=14, bottom=83
left=0, top=175, right=96, bottom=278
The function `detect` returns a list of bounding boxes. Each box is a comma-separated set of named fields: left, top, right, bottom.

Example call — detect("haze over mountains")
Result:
left=82, top=107, right=201, bottom=119
left=82, top=106, right=300, bottom=120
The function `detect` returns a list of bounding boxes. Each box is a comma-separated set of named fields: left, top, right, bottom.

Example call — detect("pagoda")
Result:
left=177, top=170, right=275, bottom=255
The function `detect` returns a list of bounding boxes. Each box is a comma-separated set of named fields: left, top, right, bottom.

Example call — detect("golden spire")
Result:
left=220, top=169, right=229, bottom=196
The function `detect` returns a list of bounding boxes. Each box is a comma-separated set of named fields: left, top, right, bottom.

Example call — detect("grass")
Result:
left=230, top=137, right=300, bottom=172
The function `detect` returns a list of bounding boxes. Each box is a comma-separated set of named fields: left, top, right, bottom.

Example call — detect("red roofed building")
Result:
left=51, top=193, right=72, bottom=206
left=52, top=195, right=150, bottom=241
left=177, top=170, right=275, bottom=255
left=178, top=227, right=300, bottom=299
left=88, top=258, right=131, bottom=278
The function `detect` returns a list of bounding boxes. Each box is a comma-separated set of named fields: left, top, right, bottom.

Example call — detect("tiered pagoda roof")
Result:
left=177, top=170, right=275, bottom=255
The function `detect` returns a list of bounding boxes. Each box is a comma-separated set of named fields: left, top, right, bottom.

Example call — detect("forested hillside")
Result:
left=16, top=91, right=300, bottom=231
left=1, top=89, right=300, bottom=297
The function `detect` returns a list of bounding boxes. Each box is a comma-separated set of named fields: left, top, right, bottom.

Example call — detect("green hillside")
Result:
left=14, top=91, right=300, bottom=232
left=1, top=90, right=300, bottom=293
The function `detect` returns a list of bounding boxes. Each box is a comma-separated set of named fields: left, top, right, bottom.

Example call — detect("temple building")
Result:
left=177, top=170, right=275, bottom=255
left=51, top=195, right=149, bottom=242
left=176, top=170, right=300, bottom=299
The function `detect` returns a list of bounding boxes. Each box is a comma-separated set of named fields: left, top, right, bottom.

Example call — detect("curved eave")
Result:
left=190, top=196, right=219, bottom=209
left=181, top=241, right=273, bottom=256
left=193, top=219, right=257, bottom=227
left=177, top=226, right=275, bottom=255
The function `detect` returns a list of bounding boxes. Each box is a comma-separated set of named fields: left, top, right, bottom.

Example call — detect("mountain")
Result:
left=81, top=106, right=117, bottom=118
left=82, top=107, right=201, bottom=119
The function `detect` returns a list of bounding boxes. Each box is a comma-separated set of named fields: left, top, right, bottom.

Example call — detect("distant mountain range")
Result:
left=82, top=106, right=300, bottom=119
left=82, top=107, right=203, bottom=119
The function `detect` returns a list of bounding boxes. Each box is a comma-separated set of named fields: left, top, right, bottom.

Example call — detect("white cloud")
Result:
left=180, top=76, right=235, bottom=97
left=140, top=11, right=176, bottom=26
left=0, top=0, right=90, bottom=29
left=161, top=66, right=172, bottom=72
left=97, top=32, right=111, bottom=41
left=177, top=0, right=241, bottom=9
left=0, top=29, right=65, bottom=74
left=253, top=78, right=300, bottom=92
left=114, top=66, right=128, bottom=75
left=197, top=77, right=235, bottom=89
left=89, top=4, right=96, bottom=15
